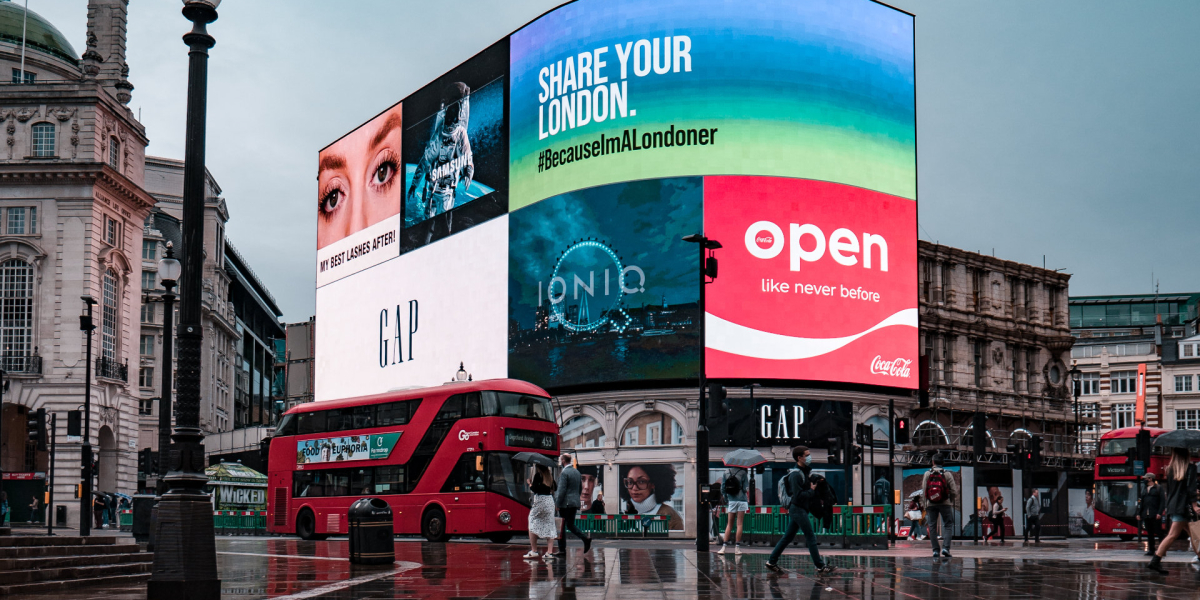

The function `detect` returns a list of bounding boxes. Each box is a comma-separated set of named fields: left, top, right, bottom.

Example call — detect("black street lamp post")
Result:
left=143, top=244, right=181, bottom=493
left=683, top=233, right=721, bottom=553
left=1069, top=362, right=1082, bottom=454
left=147, top=1, right=221, bottom=597
left=79, top=295, right=96, bottom=537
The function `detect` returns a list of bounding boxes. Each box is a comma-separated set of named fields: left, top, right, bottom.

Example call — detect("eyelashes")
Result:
left=368, top=149, right=400, bottom=193
left=317, top=180, right=346, bottom=220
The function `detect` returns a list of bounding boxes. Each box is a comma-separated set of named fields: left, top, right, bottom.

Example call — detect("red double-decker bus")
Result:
left=266, top=379, right=559, bottom=542
left=1091, top=427, right=1188, bottom=539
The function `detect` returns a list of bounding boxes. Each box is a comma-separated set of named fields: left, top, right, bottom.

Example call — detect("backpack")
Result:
left=808, top=476, right=838, bottom=528
left=925, top=469, right=947, bottom=504
left=777, top=468, right=800, bottom=507
left=723, top=470, right=743, bottom=497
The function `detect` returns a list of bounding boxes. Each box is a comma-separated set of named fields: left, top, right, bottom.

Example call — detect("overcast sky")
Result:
left=34, top=0, right=1200, bottom=320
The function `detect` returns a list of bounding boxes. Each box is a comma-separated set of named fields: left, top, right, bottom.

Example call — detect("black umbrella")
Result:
left=722, top=448, right=768, bottom=469
left=1153, top=429, right=1200, bottom=450
left=512, top=452, right=557, bottom=467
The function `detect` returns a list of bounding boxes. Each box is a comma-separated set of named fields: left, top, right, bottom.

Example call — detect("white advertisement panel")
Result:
left=314, top=216, right=509, bottom=401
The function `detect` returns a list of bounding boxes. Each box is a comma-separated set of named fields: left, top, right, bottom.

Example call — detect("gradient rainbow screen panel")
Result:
left=509, top=0, right=915, bottom=210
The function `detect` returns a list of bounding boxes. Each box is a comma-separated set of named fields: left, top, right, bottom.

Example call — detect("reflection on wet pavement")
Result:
left=11, top=537, right=1200, bottom=599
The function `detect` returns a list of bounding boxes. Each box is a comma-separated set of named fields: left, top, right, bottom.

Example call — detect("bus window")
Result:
left=488, top=453, right=533, bottom=505
left=1100, top=439, right=1134, bottom=456
left=275, top=413, right=297, bottom=437
left=439, top=394, right=466, bottom=420
left=294, top=471, right=320, bottom=497
left=465, top=393, right=482, bottom=418
left=327, top=408, right=355, bottom=432
left=1095, top=480, right=1137, bottom=518
left=297, top=411, right=326, bottom=435
left=484, top=392, right=554, bottom=421
left=442, top=452, right=486, bottom=493
left=350, top=468, right=374, bottom=495
left=319, top=471, right=349, bottom=497
left=352, top=405, right=375, bottom=430
left=381, top=398, right=415, bottom=427
left=375, top=465, right=406, bottom=494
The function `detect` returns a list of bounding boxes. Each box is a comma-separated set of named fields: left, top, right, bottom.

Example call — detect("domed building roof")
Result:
left=0, top=0, right=77, bottom=65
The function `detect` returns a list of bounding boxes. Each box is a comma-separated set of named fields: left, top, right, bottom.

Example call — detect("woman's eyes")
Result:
left=369, top=151, right=400, bottom=191
left=319, top=187, right=344, bottom=216
left=374, top=161, right=395, bottom=186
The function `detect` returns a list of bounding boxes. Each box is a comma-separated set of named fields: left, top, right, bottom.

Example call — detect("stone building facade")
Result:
left=0, top=0, right=151, bottom=527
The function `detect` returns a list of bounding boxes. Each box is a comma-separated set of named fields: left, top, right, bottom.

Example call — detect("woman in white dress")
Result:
left=525, top=464, right=558, bottom=560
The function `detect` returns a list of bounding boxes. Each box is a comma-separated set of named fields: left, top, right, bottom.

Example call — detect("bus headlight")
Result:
left=498, top=510, right=512, bottom=525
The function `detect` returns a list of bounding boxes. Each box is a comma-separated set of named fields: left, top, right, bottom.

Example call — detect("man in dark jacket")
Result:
left=555, top=454, right=592, bottom=554
left=1137, top=473, right=1165, bottom=556
left=765, top=446, right=835, bottom=575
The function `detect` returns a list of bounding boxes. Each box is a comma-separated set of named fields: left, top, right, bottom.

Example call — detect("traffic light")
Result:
left=972, top=412, right=987, bottom=456
left=707, top=384, right=728, bottom=418
left=67, top=410, right=81, bottom=437
left=855, top=423, right=872, bottom=446
left=827, top=436, right=843, bottom=465
left=1136, top=428, right=1152, bottom=466
left=1029, top=435, right=1043, bottom=469
left=26, top=407, right=46, bottom=451
left=705, top=255, right=718, bottom=279
left=850, top=444, right=863, bottom=465
left=895, top=418, right=910, bottom=445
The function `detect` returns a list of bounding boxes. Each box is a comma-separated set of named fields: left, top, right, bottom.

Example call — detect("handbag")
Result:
left=1188, top=519, right=1200, bottom=558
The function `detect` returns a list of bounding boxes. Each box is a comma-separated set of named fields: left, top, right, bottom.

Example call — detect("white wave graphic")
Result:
left=706, top=308, right=918, bottom=360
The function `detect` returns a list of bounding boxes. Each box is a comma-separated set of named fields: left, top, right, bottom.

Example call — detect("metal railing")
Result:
left=912, top=424, right=1096, bottom=458
left=96, top=356, right=129, bottom=382
left=1, top=352, right=42, bottom=375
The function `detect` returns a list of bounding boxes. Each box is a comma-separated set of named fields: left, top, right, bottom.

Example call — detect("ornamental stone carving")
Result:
left=14, top=108, right=37, bottom=122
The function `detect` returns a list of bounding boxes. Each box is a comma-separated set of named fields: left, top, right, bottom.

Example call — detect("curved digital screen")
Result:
left=315, top=0, right=916, bottom=400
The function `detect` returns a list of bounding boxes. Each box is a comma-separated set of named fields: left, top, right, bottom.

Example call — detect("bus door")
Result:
left=442, top=452, right=488, bottom=534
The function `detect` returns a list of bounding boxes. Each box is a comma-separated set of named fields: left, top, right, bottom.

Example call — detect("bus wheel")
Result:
left=1118, top=534, right=1134, bottom=541
left=487, top=532, right=514, bottom=544
left=422, top=507, right=449, bottom=543
left=296, top=508, right=326, bottom=541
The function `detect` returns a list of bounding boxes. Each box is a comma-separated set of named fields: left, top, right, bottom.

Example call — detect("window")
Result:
left=138, top=397, right=154, bottom=416
left=646, top=422, right=662, bottom=446
left=973, top=339, right=985, bottom=387
left=0, top=259, right=34, bottom=368
left=142, top=240, right=157, bottom=260
left=374, top=465, right=407, bottom=495
left=1077, top=372, right=1101, bottom=395
left=971, top=269, right=983, bottom=311
left=1112, top=403, right=1136, bottom=429
left=1080, top=402, right=1099, bottom=432
left=6, top=207, right=35, bottom=235
left=11, top=68, right=34, bottom=84
left=104, top=216, right=120, bottom=247
left=624, top=428, right=639, bottom=446
left=141, top=270, right=156, bottom=290
left=1110, top=371, right=1138, bottom=394
left=1049, top=286, right=1060, bottom=324
left=921, top=260, right=931, bottom=303
left=561, top=415, right=605, bottom=450
left=941, top=335, right=953, bottom=385
left=1184, top=343, right=1196, bottom=358
left=1009, top=344, right=1018, bottom=390
left=108, top=137, right=121, bottom=169
left=939, top=262, right=951, bottom=304
left=441, top=453, right=486, bottom=493
left=1010, top=278, right=1021, bottom=318
left=139, top=334, right=154, bottom=356
left=30, top=122, right=54, bottom=157
left=924, top=334, right=936, bottom=385
left=1177, top=409, right=1200, bottom=431
left=672, top=420, right=684, bottom=445
left=1175, top=375, right=1193, bottom=393
left=101, top=269, right=118, bottom=361
left=140, top=303, right=155, bottom=324
left=1025, top=348, right=1036, bottom=391
left=139, top=367, right=154, bottom=388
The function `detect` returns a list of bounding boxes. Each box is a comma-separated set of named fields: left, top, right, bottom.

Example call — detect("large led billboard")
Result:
left=314, top=0, right=915, bottom=399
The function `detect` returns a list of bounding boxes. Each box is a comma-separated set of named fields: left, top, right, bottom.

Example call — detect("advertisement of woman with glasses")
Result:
left=619, top=464, right=684, bottom=530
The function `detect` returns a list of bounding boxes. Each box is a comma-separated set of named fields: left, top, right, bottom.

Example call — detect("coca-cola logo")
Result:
left=870, top=356, right=911, bottom=378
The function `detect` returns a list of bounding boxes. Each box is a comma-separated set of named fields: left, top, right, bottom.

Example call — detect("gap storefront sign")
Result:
left=755, top=399, right=852, bottom=447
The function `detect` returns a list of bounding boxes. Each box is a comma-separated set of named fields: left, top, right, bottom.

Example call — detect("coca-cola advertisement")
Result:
left=704, top=175, right=917, bottom=389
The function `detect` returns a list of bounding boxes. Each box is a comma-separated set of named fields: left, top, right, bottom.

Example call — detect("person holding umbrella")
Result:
left=718, top=449, right=764, bottom=555
left=1146, top=430, right=1200, bottom=575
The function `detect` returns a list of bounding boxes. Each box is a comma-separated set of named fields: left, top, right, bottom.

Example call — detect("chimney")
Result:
left=86, top=0, right=134, bottom=105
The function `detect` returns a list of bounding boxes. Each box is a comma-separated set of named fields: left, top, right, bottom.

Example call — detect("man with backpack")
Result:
left=718, top=466, right=749, bottom=555
left=765, top=446, right=835, bottom=575
left=920, top=454, right=959, bottom=559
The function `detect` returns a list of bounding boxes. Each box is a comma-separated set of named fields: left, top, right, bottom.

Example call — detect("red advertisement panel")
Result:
left=704, top=176, right=917, bottom=389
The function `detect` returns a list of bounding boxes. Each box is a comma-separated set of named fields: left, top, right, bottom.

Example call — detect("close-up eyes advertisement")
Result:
left=316, top=102, right=404, bottom=287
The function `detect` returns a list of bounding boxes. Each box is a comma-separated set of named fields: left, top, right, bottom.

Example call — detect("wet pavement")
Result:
left=10, top=536, right=1200, bottom=599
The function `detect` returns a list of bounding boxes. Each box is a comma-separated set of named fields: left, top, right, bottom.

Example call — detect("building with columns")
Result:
left=0, top=0, right=150, bottom=527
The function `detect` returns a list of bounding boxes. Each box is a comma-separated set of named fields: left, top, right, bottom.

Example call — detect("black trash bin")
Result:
left=131, top=494, right=156, bottom=543
left=348, top=498, right=394, bottom=565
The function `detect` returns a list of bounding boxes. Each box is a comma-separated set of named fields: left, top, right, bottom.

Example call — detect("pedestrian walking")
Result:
left=984, top=495, right=1007, bottom=542
left=1146, top=448, right=1199, bottom=574
left=719, top=466, right=749, bottom=555
left=920, top=454, right=960, bottom=558
left=1136, top=474, right=1164, bottom=555
left=764, top=446, right=835, bottom=575
left=524, top=464, right=559, bottom=561
left=92, top=493, right=105, bottom=529
left=0, top=491, right=8, bottom=524
left=27, top=495, right=39, bottom=523
left=554, top=454, right=592, bottom=555
left=1024, top=489, right=1042, bottom=544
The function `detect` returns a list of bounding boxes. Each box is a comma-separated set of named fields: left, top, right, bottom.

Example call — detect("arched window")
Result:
left=108, top=137, right=120, bottom=169
left=863, top=415, right=891, bottom=449
left=0, top=259, right=34, bottom=371
left=102, top=269, right=118, bottom=361
left=30, top=122, right=55, bottom=157
left=561, top=415, right=605, bottom=449
left=913, top=420, right=948, bottom=446
left=620, top=412, right=684, bottom=447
